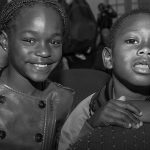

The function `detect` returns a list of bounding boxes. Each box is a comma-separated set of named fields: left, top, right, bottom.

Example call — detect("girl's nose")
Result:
left=35, top=43, right=51, bottom=58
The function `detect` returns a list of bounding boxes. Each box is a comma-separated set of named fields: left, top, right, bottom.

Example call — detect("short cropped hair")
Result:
left=0, top=0, right=69, bottom=37
left=109, top=9, right=150, bottom=49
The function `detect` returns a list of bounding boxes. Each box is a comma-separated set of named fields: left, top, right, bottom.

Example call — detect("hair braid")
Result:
left=0, top=0, right=69, bottom=36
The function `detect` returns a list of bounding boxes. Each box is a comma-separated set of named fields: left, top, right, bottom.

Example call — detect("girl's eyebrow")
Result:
left=21, top=31, right=62, bottom=36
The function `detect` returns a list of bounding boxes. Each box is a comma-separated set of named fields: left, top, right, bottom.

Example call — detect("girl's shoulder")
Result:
left=49, top=80, right=75, bottom=95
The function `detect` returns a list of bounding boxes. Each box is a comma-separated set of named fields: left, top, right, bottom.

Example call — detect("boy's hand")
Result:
left=87, top=96, right=143, bottom=129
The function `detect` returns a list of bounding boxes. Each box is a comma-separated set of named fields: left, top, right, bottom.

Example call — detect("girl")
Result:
left=0, top=0, right=74, bottom=149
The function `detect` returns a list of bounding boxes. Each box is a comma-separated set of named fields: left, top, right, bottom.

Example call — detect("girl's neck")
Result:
left=1, top=68, right=40, bottom=95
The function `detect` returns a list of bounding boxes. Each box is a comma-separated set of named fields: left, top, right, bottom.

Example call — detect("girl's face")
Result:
left=112, top=14, right=150, bottom=87
left=0, top=46, right=7, bottom=70
left=6, top=4, right=63, bottom=83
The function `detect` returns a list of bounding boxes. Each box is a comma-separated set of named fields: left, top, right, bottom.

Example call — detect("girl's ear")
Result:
left=102, top=47, right=113, bottom=69
left=0, top=31, right=8, bottom=52
left=0, top=31, right=8, bottom=69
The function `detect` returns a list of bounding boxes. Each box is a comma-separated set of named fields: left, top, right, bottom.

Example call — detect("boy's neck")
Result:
left=112, top=76, right=149, bottom=101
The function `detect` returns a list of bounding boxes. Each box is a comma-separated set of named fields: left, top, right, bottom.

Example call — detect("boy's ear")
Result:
left=102, top=47, right=113, bottom=69
left=0, top=31, right=8, bottom=52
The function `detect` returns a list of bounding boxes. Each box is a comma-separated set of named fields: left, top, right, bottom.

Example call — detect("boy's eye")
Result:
left=125, top=39, right=138, bottom=44
left=49, top=39, right=62, bottom=46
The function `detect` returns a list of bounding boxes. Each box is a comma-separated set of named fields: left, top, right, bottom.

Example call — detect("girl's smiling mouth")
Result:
left=28, top=62, right=51, bottom=72
left=34, top=64, right=48, bottom=68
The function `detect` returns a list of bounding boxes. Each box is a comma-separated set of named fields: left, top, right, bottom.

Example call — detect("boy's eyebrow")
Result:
left=119, top=28, right=140, bottom=35
left=52, top=32, right=63, bottom=37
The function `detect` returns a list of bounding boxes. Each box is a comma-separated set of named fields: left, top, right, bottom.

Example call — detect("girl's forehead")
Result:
left=19, top=4, right=52, bottom=15
left=15, top=4, right=60, bottom=24
left=11, top=4, right=62, bottom=34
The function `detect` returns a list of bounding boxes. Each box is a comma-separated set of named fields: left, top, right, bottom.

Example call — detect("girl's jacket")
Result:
left=0, top=80, right=74, bottom=150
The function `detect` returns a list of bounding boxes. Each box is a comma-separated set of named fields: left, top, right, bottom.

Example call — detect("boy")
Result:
left=0, top=0, right=74, bottom=150
left=59, top=9, right=150, bottom=150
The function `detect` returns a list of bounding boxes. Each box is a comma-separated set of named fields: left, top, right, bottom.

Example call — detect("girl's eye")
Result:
left=125, top=39, right=138, bottom=44
left=22, top=38, right=35, bottom=45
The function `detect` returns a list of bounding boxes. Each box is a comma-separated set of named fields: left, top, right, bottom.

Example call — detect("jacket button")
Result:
left=0, top=95, right=6, bottom=104
left=38, top=100, right=46, bottom=109
left=35, top=133, right=43, bottom=142
left=0, top=130, right=6, bottom=139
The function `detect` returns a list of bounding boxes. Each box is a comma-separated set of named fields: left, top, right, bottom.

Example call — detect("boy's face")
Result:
left=7, top=5, right=63, bottom=82
left=111, top=14, right=150, bottom=87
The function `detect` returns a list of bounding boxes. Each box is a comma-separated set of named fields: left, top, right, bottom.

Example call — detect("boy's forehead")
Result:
left=116, top=13, right=150, bottom=35
left=123, top=14, right=150, bottom=24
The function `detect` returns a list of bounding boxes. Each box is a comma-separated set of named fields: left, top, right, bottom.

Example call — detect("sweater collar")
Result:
left=89, top=79, right=113, bottom=115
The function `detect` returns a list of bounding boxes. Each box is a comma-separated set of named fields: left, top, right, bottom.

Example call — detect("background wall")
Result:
left=4, top=0, right=150, bottom=20
left=86, top=0, right=139, bottom=20
left=138, top=0, right=150, bottom=9
left=86, top=0, right=104, bottom=19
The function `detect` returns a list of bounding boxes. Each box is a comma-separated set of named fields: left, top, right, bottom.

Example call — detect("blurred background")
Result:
left=57, top=0, right=146, bottom=71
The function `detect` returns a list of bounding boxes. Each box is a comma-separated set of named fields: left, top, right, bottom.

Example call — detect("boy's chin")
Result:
left=123, top=79, right=150, bottom=95
left=114, top=74, right=150, bottom=94
left=132, top=77, right=150, bottom=87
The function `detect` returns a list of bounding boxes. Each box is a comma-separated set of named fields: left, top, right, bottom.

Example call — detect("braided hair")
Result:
left=0, top=0, right=69, bottom=37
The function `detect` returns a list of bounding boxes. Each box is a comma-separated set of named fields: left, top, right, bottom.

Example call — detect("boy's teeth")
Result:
left=34, top=64, right=47, bottom=67
left=148, top=63, right=150, bottom=69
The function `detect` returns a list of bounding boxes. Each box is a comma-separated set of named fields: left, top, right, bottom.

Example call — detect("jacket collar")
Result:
left=90, top=78, right=150, bottom=115
left=89, top=79, right=113, bottom=114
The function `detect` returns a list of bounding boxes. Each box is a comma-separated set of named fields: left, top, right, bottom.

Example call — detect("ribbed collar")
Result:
left=89, top=79, right=113, bottom=114
left=89, top=79, right=150, bottom=115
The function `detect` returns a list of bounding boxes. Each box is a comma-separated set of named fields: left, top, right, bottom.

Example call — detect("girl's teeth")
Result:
left=135, top=64, right=149, bottom=69
left=34, top=64, right=47, bottom=67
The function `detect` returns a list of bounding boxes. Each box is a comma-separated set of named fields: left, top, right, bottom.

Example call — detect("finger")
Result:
left=117, top=96, right=126, bottom=101
left=112, top=106, right=142, bottom=128
left=112, top=119, right=132, bottom=128
left=125, top=102, right=142, bottom=117
left=105, top=106, right=142, bottom=128
left=102, top=110, right=131, bottom=128
left=114, top=119, right=143, bottom=129
left=111, top=100, right=142, bottom=117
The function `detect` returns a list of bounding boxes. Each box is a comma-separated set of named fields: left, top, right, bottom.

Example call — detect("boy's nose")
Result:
left=137, top=47, right=150, bottom=57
